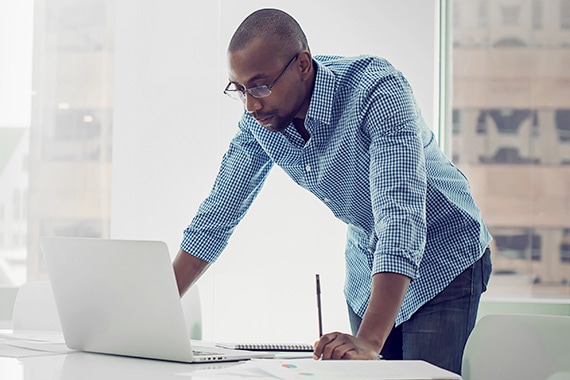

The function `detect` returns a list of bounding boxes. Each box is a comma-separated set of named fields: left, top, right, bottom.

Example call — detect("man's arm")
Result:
left=313, top=271, right=410, bottom=360
left=173, top=249, right=212, bottom=297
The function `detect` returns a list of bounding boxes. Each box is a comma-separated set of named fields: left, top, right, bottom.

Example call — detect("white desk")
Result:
left=1, top=352, right=234, bottom=380
left=0, top=351, right=462, bottom=380
left=0, top=331, right=461, bottom=380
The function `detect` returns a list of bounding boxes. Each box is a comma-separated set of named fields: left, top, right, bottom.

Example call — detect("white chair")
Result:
left=462, top=313, right=570, bottom=380
left=11, top=281, right=62, bottom=332
left=12, top=280, right=202, bottom=339
left=0, top=286, right=19, bottom=329
left=181, top=285, right=202, bottom=339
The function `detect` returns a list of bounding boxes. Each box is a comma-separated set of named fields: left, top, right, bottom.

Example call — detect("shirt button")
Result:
left=367, top=248, right=374, bottom=254
left=323, top=198, right=330, bottom=203
left=305, top=164, right=311, bottom=172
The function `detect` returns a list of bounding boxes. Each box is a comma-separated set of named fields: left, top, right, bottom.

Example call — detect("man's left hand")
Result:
left=313, top=332, right=380, bottom=360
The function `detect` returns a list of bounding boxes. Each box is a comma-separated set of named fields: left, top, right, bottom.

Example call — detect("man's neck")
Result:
left=291, top=59, right=317, bottom=143
left=293, top=118, right=310, bottom=142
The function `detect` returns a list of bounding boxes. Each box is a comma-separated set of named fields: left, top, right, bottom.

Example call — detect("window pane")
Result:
left=562, top=0, right=570, bottom=29
left=0, top=0, right=114, bottom=285
left=501, top=5, right=521, bottom=26
left=0, top=0, right=33, bottom=286
left=452, top=0, right=570, bottom=298
left=27, top=0, right=114, bottom=282
left=532, top=0, right=543, bottom=30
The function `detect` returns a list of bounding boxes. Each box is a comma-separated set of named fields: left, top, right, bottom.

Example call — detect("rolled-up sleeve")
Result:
left=364, top=74, right=427, bottom=280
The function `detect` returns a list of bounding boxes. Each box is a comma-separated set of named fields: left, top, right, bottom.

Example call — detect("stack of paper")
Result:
left=0, top=331, right=72, bottom=358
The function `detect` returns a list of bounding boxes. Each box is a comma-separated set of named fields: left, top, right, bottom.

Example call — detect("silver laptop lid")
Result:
left=41, top=237, right=195, bottom=362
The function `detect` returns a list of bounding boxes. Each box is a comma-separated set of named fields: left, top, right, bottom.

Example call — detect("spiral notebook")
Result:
left=217, top=343, right=314, bottom=352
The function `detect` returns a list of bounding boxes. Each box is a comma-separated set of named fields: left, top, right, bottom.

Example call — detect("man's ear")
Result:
left=297, top=50, right=313, bottom=78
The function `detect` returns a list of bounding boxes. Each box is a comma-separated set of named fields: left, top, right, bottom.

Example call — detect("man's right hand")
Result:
left=172, top=249, right=211, bottom=297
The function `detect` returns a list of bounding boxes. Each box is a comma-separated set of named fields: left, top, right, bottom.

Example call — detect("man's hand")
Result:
left=313, top=332, right=380, bottom=360
left=172, top=249, right=211, bottom=297
left=312, top=272, right=411, bottom=361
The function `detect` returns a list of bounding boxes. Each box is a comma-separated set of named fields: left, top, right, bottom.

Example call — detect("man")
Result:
left=173, top=8, right=492, bottom=375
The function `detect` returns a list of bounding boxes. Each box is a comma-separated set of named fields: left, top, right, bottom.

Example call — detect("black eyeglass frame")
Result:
left=223, top=54, right=299, bottom=100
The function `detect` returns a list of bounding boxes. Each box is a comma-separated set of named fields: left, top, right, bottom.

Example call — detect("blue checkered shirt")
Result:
left=181, top=55, right=492, bottom=325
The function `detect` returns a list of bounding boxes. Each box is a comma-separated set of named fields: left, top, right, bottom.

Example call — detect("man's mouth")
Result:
left=255, top=115, right=273, bottom=126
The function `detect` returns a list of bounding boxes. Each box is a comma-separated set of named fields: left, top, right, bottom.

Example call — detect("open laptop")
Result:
left=40, top=236, right=273, bottom=363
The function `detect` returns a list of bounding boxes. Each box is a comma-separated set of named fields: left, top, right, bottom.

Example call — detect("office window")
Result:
left=28, top=0, right=114, bottom=282
left=493, top=37, right=527, bottom=47
left=501, top=5, right=521, bottom=26
left=478, top=0, right=489, bottom=28
left=562, top=0, right=570, bottom=29
left=452, top=0, right=570, bottom=298
left=476, top=111, right=488, bottom=134
left=453, top=2, right=461, bottom=30
left=489, top=109, right=532, bottom=134
left=0, top=0, right=113, bottom=286
left=556, top=109, right=570, bottom=143
left=452, top=109, right=461, bottom=134
left=561, top=229, right=570, bottom=264
left=0, top=0, right=31, bottom=286
left=532, top=0, right=543, bottom=30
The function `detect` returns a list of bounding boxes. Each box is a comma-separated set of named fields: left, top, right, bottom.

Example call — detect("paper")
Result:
left=0, top=331, right=73, bottom=358
left=189, top=358, right=461, bottom=380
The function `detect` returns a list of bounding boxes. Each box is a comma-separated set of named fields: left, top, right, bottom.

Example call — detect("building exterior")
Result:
left=25, top=0, right=114, bottom=282
left=452, top=0, right=570, bottom=296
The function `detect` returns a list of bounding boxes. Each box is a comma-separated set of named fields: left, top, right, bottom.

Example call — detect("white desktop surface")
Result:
left=0, top=352, right=235, bottom=380
left=0, top=351, right=462, bottom=380
left=0, top=330, right=461, bottom=380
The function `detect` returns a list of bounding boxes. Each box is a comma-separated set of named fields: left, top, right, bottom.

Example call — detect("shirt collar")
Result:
left=306, top=58, right=336, bottom=126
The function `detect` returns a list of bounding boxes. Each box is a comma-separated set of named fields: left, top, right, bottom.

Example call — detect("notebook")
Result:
left=216, top=342, right=314, bottom=352
left=40, top=236, right=273, bottom=363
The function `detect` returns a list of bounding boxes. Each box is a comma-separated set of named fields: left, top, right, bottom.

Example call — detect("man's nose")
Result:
left=244, top=92, right=262, bottom=113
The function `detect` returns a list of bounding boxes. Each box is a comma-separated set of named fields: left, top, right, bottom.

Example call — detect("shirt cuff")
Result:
left=372, top=253, right=419, bottom=279
left=180, top=233, right=224, bottom=263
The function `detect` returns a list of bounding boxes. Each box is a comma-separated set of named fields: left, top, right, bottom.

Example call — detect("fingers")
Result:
left=313, top=340, right=320, bottom=360
left=313, top=332, right=357, bottom=360
left=314, top=333, right=381, bottom=360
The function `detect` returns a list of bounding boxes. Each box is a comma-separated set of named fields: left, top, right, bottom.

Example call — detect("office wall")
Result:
left=112, top=0, right=438, bottom=342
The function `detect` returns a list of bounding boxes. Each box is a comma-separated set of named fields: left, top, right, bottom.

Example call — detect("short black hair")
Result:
left=228, top=8, right=310, bottom=61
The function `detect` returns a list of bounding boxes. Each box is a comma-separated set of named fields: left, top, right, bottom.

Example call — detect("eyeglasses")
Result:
left=224, top=54, right=299, bottom=101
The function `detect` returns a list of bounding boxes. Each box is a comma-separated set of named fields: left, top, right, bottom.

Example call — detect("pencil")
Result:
left=316, top=273, right=323, bottom=337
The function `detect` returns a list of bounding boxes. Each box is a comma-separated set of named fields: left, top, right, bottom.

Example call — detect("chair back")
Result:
left=12, top=281, right=202, bottom=339
left=181, top=285, right=202, bottom=339
left=462, top=313, right=570, bottom=380
left=0, top=286, right=19, bottom=328
left=12, top=281, right=62, bottom=332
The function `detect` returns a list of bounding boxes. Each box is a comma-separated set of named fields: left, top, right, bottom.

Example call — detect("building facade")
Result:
left=452, top=0, right=570, bottom=296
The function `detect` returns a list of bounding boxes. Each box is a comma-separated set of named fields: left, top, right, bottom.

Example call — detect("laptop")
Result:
left=40, top=236, right=273, bottom=363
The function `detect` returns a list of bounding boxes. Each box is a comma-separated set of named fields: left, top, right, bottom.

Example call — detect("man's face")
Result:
left=227, top=39, right=307, bottom=133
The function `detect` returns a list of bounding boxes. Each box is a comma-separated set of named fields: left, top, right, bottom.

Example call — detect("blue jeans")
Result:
left=348, top=248, right=492, bottom=375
